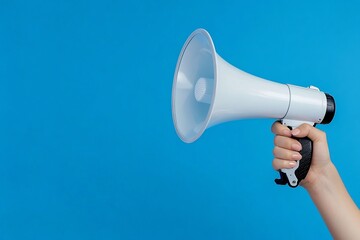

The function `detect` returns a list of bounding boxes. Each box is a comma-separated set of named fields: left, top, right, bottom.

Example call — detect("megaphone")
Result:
left=171, top=29, right=335, bottom=187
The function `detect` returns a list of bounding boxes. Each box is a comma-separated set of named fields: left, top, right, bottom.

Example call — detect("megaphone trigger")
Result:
left=275, top=171, right=289, bottom=185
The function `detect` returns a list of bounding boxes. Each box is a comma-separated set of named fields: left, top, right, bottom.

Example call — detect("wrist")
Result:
left=302, top=162, right=338, bottom=194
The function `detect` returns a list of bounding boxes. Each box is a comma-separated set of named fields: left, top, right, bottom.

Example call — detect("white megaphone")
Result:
left=171, top=28, right=335, bottom=187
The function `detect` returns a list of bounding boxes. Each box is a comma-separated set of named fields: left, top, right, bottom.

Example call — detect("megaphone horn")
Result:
left=172, top=28, right=335, bottom=143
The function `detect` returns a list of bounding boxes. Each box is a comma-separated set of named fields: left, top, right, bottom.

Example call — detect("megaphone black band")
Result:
left=321, top=93, right=336, bottom=124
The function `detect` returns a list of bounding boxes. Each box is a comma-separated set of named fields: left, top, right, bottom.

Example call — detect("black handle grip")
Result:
left=275, top=136, right=313, bottom=188
left=294, top=137, right=313, bottom=184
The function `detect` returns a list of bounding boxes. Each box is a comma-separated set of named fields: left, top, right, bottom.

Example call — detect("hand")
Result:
left=271, top=121, right=332, bottom=189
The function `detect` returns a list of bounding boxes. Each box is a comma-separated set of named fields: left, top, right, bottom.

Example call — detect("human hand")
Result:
left=271, top=121, right=332, bottom=189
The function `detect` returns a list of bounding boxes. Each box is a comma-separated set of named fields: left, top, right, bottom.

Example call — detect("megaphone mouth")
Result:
left=172, top=29, right=217, bottom=143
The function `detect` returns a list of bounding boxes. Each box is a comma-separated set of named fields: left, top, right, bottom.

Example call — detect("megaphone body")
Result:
left=171, top=29, right=335, bottom=187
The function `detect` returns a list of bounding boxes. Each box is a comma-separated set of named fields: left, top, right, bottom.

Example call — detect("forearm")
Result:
left=306, top=163, right=360, bottom=240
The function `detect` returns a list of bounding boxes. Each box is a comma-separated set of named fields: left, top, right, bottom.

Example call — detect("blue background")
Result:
left=1, top=0, right=360, bottom=239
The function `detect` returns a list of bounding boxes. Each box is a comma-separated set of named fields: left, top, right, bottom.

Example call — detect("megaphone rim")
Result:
left=172, top=28, right=218, bottom=143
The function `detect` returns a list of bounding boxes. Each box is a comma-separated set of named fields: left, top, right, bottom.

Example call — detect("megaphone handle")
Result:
left=275, top=121, right=314, bottom=187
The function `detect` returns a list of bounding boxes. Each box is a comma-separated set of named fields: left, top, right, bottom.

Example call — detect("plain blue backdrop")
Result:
left=2, top=0, right=360, bottom=239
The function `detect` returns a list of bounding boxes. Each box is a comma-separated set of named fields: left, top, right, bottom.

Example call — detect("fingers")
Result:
left=273, top=146, right=302, bottom=161
left=272, top=158, right=298, bottom=170
left=271, top=122, right=329, bottom=172
left=271, top=121, right=292, bottom=137
left=271, top=121, right=305, bottom=171
left=274, top=135, right=302, bottom=151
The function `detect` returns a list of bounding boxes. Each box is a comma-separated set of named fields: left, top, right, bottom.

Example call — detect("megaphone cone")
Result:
left=172, top=29, right=335, bottom=143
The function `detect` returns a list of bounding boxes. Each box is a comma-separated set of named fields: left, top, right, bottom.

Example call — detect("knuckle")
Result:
left=274, top=135, right=280, bottom=145
left=301, top=123, right=311, bottom=131
left=272, top=160, right=277, bottom=169
left=273, top=146, right=282, bottom=157
left=272, top=158, right=280, bottom=170
left=271, top=121, right=281, bottom=133
left=272, top=147, right=278, bottom=156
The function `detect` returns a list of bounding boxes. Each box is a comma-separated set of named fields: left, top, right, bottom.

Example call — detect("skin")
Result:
left=271, top=122, right=360, bottom=240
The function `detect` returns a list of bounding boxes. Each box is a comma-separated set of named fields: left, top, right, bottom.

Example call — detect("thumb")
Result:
left=291, top=123, right=327, bottom=143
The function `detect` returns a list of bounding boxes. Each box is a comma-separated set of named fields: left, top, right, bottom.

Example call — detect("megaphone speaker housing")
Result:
left=172, top=29, right=335, bottom=143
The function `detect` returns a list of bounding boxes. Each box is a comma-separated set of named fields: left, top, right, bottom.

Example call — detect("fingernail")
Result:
left=292, top=128, right=300, bottom=136
left=292, top=144, right=302, bottom=151
left=292, top=153, right=302, bottom=160
left=289, top=161, right=297, bottom=167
